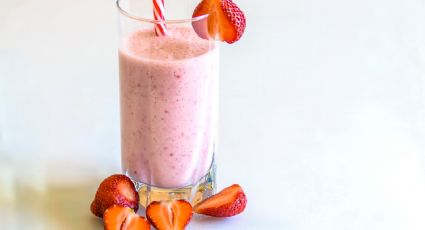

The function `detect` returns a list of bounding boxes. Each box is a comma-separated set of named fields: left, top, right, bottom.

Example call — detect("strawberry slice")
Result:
left=192, top=0, right=246, bottom=44
left=193, top=184, right=247, bottom=217
left=103, top=205, right=133, bottom=230
left=146, top=200, right=193, bottom=230
left=171, top=200, right=193, bottom=229
left=103, top=205, right=150, bottom=230
left=90, top=174, right=139, bottom=218
left=122, top=212, right=151, bottom=230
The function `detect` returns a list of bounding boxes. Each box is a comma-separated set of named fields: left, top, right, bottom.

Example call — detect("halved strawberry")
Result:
left=103, top=205, right=150, bottom=230
left=146, top=200, right=193, bottom=230
left=171, top=200, right=193, bottom=229
left=122, top=212, right=151, bottom=230
left=103, top=205, right=132, bottom=230
left=90, top=174, right=139, bottom=218
left=193, top=184, right=247, bottom=217
left=192, top=0, right=246, bottom=44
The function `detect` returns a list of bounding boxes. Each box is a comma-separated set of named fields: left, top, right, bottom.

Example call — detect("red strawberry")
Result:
left=103, top=205, right=150, bottom=230
left=90, top=174, right=139, bottom=217
left=192, top=0, right=246, bottom=44
left=146, top=200, right=193, bottom=230
left=193, top=184, right=247, bottom=217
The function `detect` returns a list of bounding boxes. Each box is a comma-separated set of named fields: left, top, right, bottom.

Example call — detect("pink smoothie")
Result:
left=119, top=26, right=218, bottom=188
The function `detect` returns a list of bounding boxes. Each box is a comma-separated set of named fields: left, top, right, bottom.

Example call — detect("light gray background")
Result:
left=1, top=0, right=425, bottom=229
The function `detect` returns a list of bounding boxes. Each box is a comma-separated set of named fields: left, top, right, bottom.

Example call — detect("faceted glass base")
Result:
left=131, top=162, right=216, bottom=208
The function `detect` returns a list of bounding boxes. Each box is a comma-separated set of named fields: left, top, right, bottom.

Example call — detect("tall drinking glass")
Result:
left=117, top=0, right=218, bottom=207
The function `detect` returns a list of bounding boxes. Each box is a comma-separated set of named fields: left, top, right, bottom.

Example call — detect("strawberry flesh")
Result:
left=146, top=200, right=193, bottom=230
left=193, top=184, right=247, bottom=217
left=122, top=212, right=151, bottom=230
left=171, top=200, right=193, bottom=229
left=104, top=205, right=150, bottom=230
left=146, top=201, right=173, bottom=230
left=192, top=0, right=246, bottom=44
left=103, top=205, right=132, bottom=230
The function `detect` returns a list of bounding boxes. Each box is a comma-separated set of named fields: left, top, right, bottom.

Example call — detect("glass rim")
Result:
left=116, top=0, right=209, bottom=24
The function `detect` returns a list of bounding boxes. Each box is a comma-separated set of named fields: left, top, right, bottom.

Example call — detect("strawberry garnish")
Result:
left=90, top=174, right=139, bottom=218
left=146, top=200, right=193, bottom=230
left=192, top=0, right=246, bottom=44
left=104, top=205, right=150, bottom=230
left=193, top=184, right=247, bottom=217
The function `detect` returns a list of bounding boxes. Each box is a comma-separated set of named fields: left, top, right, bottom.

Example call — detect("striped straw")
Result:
left=153, top=0, right=167, bottom=36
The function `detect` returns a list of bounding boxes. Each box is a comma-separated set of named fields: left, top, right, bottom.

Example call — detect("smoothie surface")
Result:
left=124, top=26, right=212, bottom=61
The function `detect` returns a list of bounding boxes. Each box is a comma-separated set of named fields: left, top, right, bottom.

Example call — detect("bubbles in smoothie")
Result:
left=126, top=26, right=212, bottom=61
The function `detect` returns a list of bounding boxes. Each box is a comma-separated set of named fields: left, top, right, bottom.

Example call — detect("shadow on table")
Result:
left=45, top=183, right=104, bottom=229
left=8, top=181, right=104, bottom=229
left=192, top=214, right=224, bottom=224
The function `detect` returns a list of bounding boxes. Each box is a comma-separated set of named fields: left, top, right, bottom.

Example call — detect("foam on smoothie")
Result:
left=125, top=26, right=211, bottom=61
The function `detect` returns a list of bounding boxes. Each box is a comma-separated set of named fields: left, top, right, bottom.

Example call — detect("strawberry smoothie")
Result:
left=119, top=26, right=218, bottom=188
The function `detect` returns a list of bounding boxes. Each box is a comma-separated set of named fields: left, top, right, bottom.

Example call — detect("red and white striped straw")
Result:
left=153, top=0, right=167, bottom=36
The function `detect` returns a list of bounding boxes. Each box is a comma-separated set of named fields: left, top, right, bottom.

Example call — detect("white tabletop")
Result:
left=1, top=0, right=425, bottom=229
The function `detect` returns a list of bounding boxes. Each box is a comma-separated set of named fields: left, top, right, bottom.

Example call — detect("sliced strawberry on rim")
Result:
left=193, top=184, right=247, bottom=217
left=192, top=0, right=246, bottom=44
left=146, top=200, right=193, bottom=230
left=103, top=205, right=150, bottom=230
